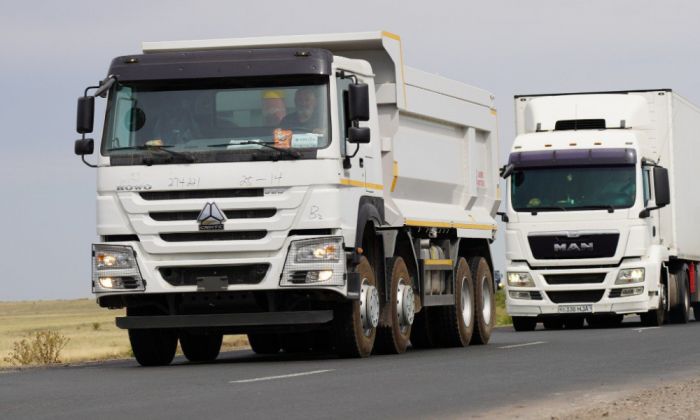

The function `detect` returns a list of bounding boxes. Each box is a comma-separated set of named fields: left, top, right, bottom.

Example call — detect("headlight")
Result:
left=507, top=272, right=535, bottom=287
left=281, top=237, right=345, bottom=287
left=92, top=244, right=145, bottom=292
left=616, top=268, right=645, bottom=284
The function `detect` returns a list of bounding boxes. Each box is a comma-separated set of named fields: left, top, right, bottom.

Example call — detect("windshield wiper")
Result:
left=208, top=141, right=300, bottom=159
left=576, top=205, right=616, bottom=213
left=527, top=206, right=568, bottom=215
left=108, top=145, right=195, bottom=163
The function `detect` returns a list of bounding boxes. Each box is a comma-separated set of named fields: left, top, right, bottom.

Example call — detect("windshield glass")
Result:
left=511, top=166, right=636, bottom=212
left=102, top=77, right=330, bottom=164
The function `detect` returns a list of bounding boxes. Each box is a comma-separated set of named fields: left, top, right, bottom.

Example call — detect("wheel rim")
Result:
left=360, top=278, right=379, bottom=336
left=460, top=275, right=472, bottom=327
left=481, top=275, right=492, bottom=324
left=396, top=278, right=415, bottom=334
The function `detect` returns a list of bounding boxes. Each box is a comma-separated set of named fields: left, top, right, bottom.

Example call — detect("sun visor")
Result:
left=508, top=148, right=637, bottom=168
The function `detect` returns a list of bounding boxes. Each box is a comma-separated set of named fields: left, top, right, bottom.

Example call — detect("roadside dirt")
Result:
left=471, top=375, right=700, bottom=419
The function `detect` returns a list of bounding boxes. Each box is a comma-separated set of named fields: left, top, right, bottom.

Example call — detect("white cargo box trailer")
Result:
left=504, top=89, right=700, bottom=330
left=74, top=32, right=500, bottom=365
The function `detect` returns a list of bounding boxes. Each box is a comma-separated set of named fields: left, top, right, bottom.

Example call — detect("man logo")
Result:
left=197, top=202, right=226, bottom=231
left=554, top=243, right=594, bottom=253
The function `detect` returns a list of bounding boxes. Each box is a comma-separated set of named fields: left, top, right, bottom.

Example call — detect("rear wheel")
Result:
left=434, top=257, right=475, bottom=347
left=512, top=316, right=537, bottom=332
left=333, top=256, right=378, bottom=358
left=180, top=331, right=222, bottom=362
left=669, top=269, right=690, bottom=324
left=543, top=318, right=565, bottom=330
left=247, top=333, right=281, bottom=355
left=471, top=257, right=495, bottom=345
left=376, top=257, right=414, bottom=354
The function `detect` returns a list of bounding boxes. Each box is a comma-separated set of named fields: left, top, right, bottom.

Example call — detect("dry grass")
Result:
left=0, top=299, right=248, bottom=368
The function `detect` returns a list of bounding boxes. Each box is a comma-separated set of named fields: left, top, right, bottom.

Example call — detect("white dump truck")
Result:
left=73, top=32, right=500, bottom=365
left=502, top=90, right=700, bottom=330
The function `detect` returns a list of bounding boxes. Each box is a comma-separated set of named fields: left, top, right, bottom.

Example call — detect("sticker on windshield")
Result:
left=291, top=133, right=319, bottom=148
left=273, top=129, right=292, bottom=149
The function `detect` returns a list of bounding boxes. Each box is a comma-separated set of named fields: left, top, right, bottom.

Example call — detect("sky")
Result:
left=1, top=0, right=699, bottom=301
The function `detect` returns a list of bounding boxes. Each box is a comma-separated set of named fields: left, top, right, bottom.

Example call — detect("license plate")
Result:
left=558, top=304, right=592, bottom=314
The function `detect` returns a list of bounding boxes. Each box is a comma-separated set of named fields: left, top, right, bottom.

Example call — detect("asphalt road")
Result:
left=3, top=317, right=700, bottom=419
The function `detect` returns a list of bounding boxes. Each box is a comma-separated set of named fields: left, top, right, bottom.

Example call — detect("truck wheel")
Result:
left=434, top=257, right=475, bottom=347
left=128, top=328, right=178, bottom=367
left=376, top=257, right=414, bottom=354
left=180, top=331, right=222, bottom=362
left=470, top=257, right=495, bottom=345
left=641, top=282, right=666, bottom=327
left=669, top=269, right=690, bottom=324
left=247, top=333, right=281, bottom=354
left=512, top=317, right=537, bottom=331
left=543, top=318, right=564, bottom=330
left=334, top=256, right=378, bottom=358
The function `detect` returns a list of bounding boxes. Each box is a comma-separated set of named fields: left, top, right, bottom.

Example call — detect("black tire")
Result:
left=512, top=316, right=537, bottom=332
left=433, top=257, right=475, bottom=347
left=641, top=281, right=666, bottom=327
left=375, top=257, right=414, bottom=354
left=128, top=328, right=178, bottom=367
left=247, top=333, right=281, bottom=355
left=333, top=256, right=377, bottom=358
left=543, top=318, right=565, bottom=330
left=564, top=317, right=585, bottom=329
left=669, top=269, right=690, bottom=324
left=587, top=314, right=623, bottom=329
left=179, top=331, right=222, bottom=362
left=410, top=307, right=437, bottom=349
left=470, top=257, right=495, bottom=345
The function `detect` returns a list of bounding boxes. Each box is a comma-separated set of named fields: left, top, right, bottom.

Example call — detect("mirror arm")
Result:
left=496, top=211, right=509, bottom=222
left=81, top=154, right=98, bottom=169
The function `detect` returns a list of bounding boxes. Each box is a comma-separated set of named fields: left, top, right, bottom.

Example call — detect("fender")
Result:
left=354, top=196, right=385, bottom=249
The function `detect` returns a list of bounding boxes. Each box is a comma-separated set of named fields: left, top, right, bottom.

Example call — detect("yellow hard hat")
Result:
left=263, top=90, right=284, bottom=99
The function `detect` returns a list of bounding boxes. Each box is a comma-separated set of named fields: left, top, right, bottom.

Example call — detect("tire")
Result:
left=128, top=328, right=178, bottom=367
left=179, top=331, right=222, bottom=362
left=587, top=314, right=623, bottom=328
left=375, top=257, right=414, bottom=354
left=641, top=282, right=666, bottom=327
left=470, top=256, right=495, bottom=345
left=410, top=307, right=438, bottom=349
left=333, top=256, right=378, bottom=358
left=512, top=316, right=537, bottom=331
left=433, top=257, right=475, bottom=347
left=543, top=318, right=565, bottom=330
left=247, top=333, right=281, bottom=355
left=669, top=269, right=690, bottom=324
left=564, top=317, right=585, bottom=329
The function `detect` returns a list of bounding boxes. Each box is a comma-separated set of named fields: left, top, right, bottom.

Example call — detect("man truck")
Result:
left=502, top=90, right=700, bottom=330
left=73, top=32, right=500, bottom=365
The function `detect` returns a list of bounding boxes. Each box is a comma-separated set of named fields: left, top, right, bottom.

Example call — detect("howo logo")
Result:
left=197, top=202, right=226, bottom=231
left=554, top=242, right=594, bottom=252
left=116, top=184, right=152, bottom=191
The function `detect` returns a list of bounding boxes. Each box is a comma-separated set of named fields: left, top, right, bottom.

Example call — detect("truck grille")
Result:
left=160, top=231, right=267, bottom=242
left=544, top=273, right=606, bottom=285
left=140, top=188, right=263, bottom=200
left=546, top=290, right=605, bottom=303
left=159, top=264, right=269, bottom=286
left=150, top=209, right=276, bottom=221
left=528, top=233, right=619, bottom=260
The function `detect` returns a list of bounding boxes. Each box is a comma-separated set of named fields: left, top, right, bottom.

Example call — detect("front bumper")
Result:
left=116, top=310, right=333, bottom=330
left=506, top=260, right=661, bottom=317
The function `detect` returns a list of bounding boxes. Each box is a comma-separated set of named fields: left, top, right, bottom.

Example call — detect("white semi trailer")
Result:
left=502, top=90, right=700, bottom=330
left=73, top=32, right=500, bottom=365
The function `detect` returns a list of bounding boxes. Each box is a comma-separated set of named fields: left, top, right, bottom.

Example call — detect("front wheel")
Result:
left=471, top=257, right=495, bottom=344
left=512, top=316, right=537, bottom=332
left=128, top=328, right=178, bottom=367
left=641, top=282, right=666, bottom=327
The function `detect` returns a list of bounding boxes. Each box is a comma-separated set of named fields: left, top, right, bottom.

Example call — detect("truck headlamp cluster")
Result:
left=92, top=245, right=145, bottom=292
left=507, top=272, right=535, bottom=287
left=281, top=237, right=345, bottom=287
left=615, top=268, right=645, bottom=284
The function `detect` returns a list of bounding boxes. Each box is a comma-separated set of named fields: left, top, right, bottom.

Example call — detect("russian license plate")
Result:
left=558, top=304, right=593, bottom=314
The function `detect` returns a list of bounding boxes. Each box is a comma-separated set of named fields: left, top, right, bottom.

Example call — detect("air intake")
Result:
left=554, top=119, right=606, bottom=131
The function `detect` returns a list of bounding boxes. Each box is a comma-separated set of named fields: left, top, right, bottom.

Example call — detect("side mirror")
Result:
left=77, top=96, right=95, bottom=134
left=348, top=126, right=370, bottom=144
left=653, top=166, right=670, bottom=208
left=347, top=83, right=370, bottom=122
left=500, top=163, right=515, bottom=179
left=74, top=138, right=94, bottom=155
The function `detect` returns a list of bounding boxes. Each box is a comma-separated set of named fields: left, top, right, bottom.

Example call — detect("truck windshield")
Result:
left=511, top=166, right=636, bottom=212
left=102, top=77, right=330, bottom=164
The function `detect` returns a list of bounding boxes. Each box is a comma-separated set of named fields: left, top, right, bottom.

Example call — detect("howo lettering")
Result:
left=502, top=90, right=700, bottom=331
left=73, top=32, right=500, bottom=366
